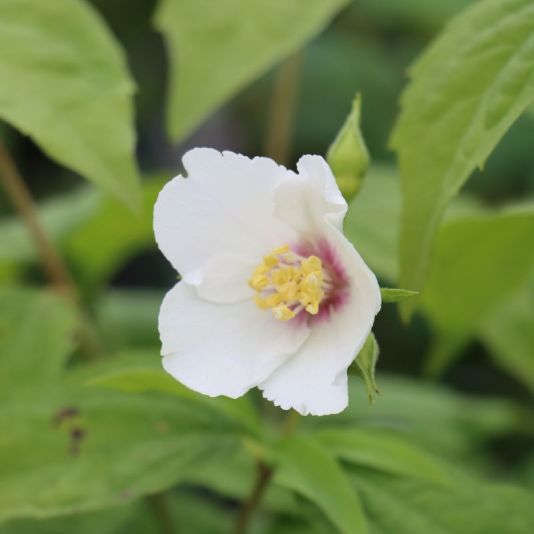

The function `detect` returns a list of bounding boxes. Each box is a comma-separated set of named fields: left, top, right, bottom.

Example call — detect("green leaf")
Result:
left=275, top=436, right=368, bottom=534
left=323, top=375, right=529, bottom=461
left=351, top=467, right=534, bottom=534
left=391, top=0, right=534, bottom=316
left=344, top=166, right=400, bottom=282
left=0, top=387, right=239, bottom=523
left=155, top=0, right=348, bottom=140
left=0, top=503, right=141, bottom=534
left=315, top=428, right=454, bottom=486
left=479, top=277, right=534, bottom=392
left=0, top=0, right=140, bottom=207
left=84, top=350, right=260, bottom=435
left=349, top=333, right=379, bottom=403
left=66, top=176, right=167, bottom=287
left=0, top=287, right=76, bottom=398
left=95, top=290, right=162, bottom=350
left=380, top=287, right=418, bottom=303
left=0, top=188, right=99, bottom=263
left=327, top=94, right=370, bottom=201
left=422, top=205, right=534, bottom=336
left=0, top=290, right=248, bottom=523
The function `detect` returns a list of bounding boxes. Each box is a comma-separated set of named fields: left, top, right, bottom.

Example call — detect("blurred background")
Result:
left=0, top=0, right=533, bottom=532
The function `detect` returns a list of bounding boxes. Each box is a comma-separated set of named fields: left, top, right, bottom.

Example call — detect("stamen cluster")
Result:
left=248, top=245, right=330, bottom=321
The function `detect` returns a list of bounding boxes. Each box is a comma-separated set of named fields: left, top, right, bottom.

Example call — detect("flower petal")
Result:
left=159, top=282, right=309, bottom=398
left=154, top=148, right=297, bottom=285
left=274, top=154, right=347, bottom=235
left=260, top=226, right=381, bottom=416
left=195, top=253, right=255, bottom=303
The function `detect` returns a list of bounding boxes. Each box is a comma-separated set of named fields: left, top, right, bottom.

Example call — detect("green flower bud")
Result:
left=326, top=94, right=370, bottom=201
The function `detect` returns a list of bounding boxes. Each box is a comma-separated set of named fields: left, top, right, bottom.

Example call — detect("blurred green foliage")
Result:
left=0, top=0, right=533, bottom=532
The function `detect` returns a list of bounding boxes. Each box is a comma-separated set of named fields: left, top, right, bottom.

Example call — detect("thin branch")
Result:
left=147, top=492, right=177, bottom=534
left=0, top=140, right=99, bottom=357
left=234, top=410, right=300, bottom=534
left=234, top=461, right=273, bottom=534
left=0, top=141, right=75, bottom=294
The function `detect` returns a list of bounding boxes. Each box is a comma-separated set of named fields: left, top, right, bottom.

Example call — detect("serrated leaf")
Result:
left=391, top=0, right=534, bottom=317
left=349, top=333, right=379, bottom=403
left=327, top=94, right=370, bottom=201
left=0, top=388, right=238, bottom=523
left=274, top=436, right=368, bottom=534
left=0, top=290, right=247, bottom=523
left=380, top=287, right=418, bottom=303
left=155, top=0, right=348, bottom=140
left=0, top=0, right=140, bottom=207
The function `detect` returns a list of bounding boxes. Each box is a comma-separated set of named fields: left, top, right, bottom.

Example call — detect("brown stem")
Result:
left=263, top=52, right=303, bottom=166
left=0, top=142, right=75, bottom=294
left=234, top=410, right=300, bottom=534
left=147, top=492, right=177, bottom=534
left=0, top=140, right=99, bottom=357
left=234, top=461, right=273, bottom=534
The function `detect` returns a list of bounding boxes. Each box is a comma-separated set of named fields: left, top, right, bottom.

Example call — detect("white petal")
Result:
left=154, top=148, right=297, bottom=284
left=159, top=282, right=309, bottom=398
left=195, top=253, right=255, bottom=303
left=260, top=226, right=381, bottom=416
left=274, top=155, right=347, bottom=235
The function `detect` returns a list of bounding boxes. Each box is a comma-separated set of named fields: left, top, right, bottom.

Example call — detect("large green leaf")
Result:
left=315, top=376, right=529, bottom=461
left=351, top=467, right=534, bottom=534
left=0, top=386, right=239, bottom=523
left=0, top=0, right=140, bottom=207
left=83, top=350, right=260, bottom=435
left=0, top=287, right=75, bottom=398
left=0, top=289, right=245, bottom=523
left=315, top=428, right=454, bottom=486
left=155, top=0, right=348, bottom=140
left=391, top=0, right=534, bottom=313
left=479, top=277, right=534, bottom=392
left=422, top=204, right=534, bottom=335
left=275, top=436, right=368, bottom=534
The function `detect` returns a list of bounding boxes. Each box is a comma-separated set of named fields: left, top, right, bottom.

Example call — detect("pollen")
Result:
left=249, top=245, right=330, bottom=321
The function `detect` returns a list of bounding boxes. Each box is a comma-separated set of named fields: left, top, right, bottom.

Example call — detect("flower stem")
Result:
left=147, top=492, right=177, bottom=534
left=263, top=51, right=303, bottom=166
left=234, top=460, right=273, bottom=534
left=234, top=410, right=301, bottom=534
left=0, top=140, right=99, bottom=358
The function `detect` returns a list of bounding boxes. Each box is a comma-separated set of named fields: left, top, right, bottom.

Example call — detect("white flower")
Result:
left=154, top=148, right=381, bottom=416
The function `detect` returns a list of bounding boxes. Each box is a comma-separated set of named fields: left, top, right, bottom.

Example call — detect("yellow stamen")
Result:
left=248, top=245, right=327, bottom=321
